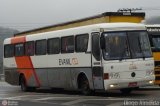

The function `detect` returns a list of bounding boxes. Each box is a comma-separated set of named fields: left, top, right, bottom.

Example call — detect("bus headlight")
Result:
left=109, top=84, right=117, bottom=88
left=109, top=72, right=120, bottom=79
left=146, top=70, right=154, bottom=76
left=149, top=80, right=154, bottom=84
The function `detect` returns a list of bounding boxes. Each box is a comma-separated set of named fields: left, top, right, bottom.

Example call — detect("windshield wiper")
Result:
left=119, top=40, right=128, bottom=61
left=138, top=36, right=145, bottom=60
left=119, top=47, right=128, bottom=61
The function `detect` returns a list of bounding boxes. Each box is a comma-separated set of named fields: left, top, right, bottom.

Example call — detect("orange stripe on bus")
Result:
left=11, top=36, right=26, bottom=43
left=28, top=56, right=40, bottom=87
left=15, top=56, right=33, bottom=68
left=11, top=37, right=41, bottom=87
left=18, top=69, right=33, bottom=85
left=15, top=56, right=33, bottom=84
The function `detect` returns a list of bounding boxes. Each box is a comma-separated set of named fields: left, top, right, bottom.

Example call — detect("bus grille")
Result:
left=155, top=61, right=160, bottom=67
left=155, top=76, right=160, bottom=80
left=155, top=71, right=160, bottom=75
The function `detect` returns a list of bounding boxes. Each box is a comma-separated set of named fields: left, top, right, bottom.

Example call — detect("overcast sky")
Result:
left=0, top=0, right=160, bottom=31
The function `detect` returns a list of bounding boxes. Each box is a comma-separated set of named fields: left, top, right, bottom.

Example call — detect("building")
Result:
left=14, top=12, right=145, bottom=36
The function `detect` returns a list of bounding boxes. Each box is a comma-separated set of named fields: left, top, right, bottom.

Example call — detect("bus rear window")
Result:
left=4, top=44, right=14, bottom=58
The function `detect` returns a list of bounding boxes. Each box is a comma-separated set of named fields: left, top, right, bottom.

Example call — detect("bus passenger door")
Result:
left=91, top=32, right=104, bottom=90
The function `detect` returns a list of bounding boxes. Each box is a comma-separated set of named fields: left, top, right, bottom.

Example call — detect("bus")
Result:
left=4, top=23, right=155, bottom=95
left=146, top=25, right=160, bottom=86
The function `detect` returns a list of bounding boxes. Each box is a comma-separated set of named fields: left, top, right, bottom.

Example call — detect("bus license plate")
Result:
left=128, top=82, right=137, bottom=87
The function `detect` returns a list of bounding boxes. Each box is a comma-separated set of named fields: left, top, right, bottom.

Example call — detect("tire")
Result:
left=120, top=88, right=132, bottom=95
left=79, top=76, right=92, bottom=95
left=20, top=75, right=28, bottom=92
left=20, top=76, right=36, bottom=92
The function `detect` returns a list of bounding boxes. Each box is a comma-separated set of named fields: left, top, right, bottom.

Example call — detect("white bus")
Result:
left=4, top=23, right=155, bottom=95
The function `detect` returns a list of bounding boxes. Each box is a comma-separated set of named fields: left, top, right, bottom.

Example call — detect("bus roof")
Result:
left=4, top=23, right=146, bottom=44
left=14, top=12, right=145, bottom=36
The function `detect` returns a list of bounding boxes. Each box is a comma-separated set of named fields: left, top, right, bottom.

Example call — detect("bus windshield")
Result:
left=151, top=35, right=160, bottom=50
left=102, top=31, right=152, bottom=60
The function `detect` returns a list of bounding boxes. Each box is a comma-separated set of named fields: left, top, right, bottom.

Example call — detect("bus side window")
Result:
left=15, top=43, right=24, bottom=57
left=75, top=34, right=89, bottom=52
left=4, top=44, right=14, bottom=58
left=25, top=41, right=35, bottom=56
left=61, top=36, right=74, bottom=53
left=92, top=33, right=100, bottom=61
left=48, top=38, right=60, bottom=54
left=35, top=40, right=47, bottom=55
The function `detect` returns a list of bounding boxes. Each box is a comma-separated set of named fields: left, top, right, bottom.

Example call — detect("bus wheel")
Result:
left=79, top=76, right=91, bottom=95
left=20, top=76, right=36, bottom=92
left=120, top=88, right=132, bottom=95
left=20, top=75, right=28, bottom=92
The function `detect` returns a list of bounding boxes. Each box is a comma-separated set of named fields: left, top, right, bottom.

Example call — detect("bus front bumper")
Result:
left=104, top=76, right=155, bottom=90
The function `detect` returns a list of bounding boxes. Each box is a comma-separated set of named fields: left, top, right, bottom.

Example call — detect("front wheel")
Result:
left=79, top=76, right=92, bottom=95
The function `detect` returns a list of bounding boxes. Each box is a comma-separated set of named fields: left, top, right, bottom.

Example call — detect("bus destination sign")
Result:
left=147, top=27, right=160, bottom=32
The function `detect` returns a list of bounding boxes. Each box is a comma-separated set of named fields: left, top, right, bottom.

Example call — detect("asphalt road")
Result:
left=0, top=81, right=160, bottom=106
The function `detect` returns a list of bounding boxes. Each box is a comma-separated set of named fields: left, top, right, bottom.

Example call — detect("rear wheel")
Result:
left=20, top=75, right=28, bottom=92
left=20, top=75, right=36, bottom=92
left=79, top=76, right=92, bottom=95
left=120, top=88, right=132, bottom=95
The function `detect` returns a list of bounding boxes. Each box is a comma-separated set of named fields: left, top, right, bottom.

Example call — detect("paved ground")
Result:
left=0, top=81, right=160, bottom=106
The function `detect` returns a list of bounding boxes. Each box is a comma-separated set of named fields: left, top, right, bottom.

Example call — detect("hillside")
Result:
left=0, top=27, right=19, bottom=74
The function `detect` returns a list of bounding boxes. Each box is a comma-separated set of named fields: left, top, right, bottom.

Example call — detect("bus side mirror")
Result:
left=100, top=36, right=105, bottom=49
